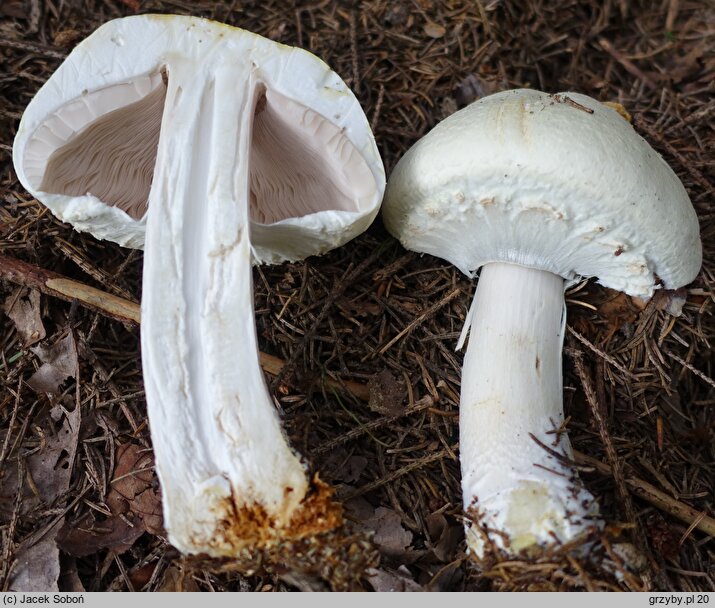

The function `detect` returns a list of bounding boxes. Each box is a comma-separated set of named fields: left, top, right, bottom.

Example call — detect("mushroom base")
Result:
left=181, top=476, right=342, bottom=557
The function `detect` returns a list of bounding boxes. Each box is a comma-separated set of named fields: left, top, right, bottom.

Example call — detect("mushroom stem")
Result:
left=141, top=60, right=327, bottom=556
left=460, top=262, right=599, bottom=556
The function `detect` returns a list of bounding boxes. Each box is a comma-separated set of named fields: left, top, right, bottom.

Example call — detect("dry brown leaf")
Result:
left=4, top=288, right=45, bottom=346
left=423, top=21, right=446, bottom=38
left=158, top=565, right=200, bottom=592
left=107, top=443, right=162, bottom=533
left=454, top=73, right=498, bottom=107
left=597, top=290, right=645, bottom=335
left=8, top=521, right=63, bottom=592
left=372, top=508, right=413, bottom=556
left=131, top=488, right=163, bottom=535
left=4, top=405, right=80, bottom=591
left=59, top=442, right=162, bottom=556
left=652, top=288, right=688, bottom=317
left=0, top=403, right=81, bottom=519
left=425, top=512, right=462, bottom=562
left=58, top=512, right=145, bottom=557
left=52, top=29, right=82, bottom=47
left=366, top=566, right=424, bottom=592
left=106, top=443, right=155, bottom=514
left=28, top=332, right=78, bottom=393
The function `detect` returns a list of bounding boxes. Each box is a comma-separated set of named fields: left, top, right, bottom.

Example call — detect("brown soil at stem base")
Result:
left=189, top=528, right=379, bottom=591
left=197, top=476, right=343, bottom=557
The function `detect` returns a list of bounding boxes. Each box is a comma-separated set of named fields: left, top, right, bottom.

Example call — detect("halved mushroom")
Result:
left=13, top=15, right=385, bottom=556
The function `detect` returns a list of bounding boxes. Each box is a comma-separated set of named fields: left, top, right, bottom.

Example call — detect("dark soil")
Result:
left=1, top=0, right=713, bottom=592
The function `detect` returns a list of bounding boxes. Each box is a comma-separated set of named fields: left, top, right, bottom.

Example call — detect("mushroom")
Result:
left=382, top=89, right=701, bottom=556
left=13, top=15, right=384, bottom=556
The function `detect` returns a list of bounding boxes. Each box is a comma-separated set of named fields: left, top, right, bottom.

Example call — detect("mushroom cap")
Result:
left=13, top=14, right=384, bottom=264
left=382, top=89, right=701, bottom=298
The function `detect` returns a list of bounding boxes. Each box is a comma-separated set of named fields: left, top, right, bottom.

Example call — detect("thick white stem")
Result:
left=141, top=58, right=313, bottom=556
left=460, top=262, right=599, bottom=555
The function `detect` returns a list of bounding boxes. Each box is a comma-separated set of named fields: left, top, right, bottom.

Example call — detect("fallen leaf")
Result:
left=58, top=512, right=145, bottom=557
left=366, top=566, right=423, bottom=592
left=652, top=288, right=688, bottom=317
left=59, top=443, right=162, bottom=556
left=0, top=403, right=81, bottom=519
left=52, top=29, right=82, bottom=47
left=28, top=332, right=78, bottom=393
left=8, top=521, right=63, bottom=592
left=597, top=290, right=645, bottom=336
left=423, top=21, right=446, bottom=38
left=3, top=405, right=80, bottom=591
left=158, top=565, right=200, bottom=592
left=372, top=508, right=413, bottom=556
left=425, top=512, right=463, bottom=562
left=454, top=73, right=497, bottom=107
left=106, top=443, right=155, bottom=513
left=4, top=288, right=45, bottom=346
left=130, top=487, right=163, bottom=535
left=128, top=562, right=158, bottom=590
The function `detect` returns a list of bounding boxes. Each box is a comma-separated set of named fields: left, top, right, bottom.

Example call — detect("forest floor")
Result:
left=0, top=0, right=713, bottom=592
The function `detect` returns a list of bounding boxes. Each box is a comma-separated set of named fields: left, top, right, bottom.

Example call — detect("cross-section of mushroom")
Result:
left=13, top=15, right=385, bottom=556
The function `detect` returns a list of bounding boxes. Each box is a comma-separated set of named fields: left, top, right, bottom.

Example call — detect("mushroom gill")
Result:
left=29, top=77, right=376, bottom=224
left=40, top=80, right=166, bottom=220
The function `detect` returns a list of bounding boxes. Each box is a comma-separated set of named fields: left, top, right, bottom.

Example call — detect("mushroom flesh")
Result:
left=13, top=15, right=385, bottom=556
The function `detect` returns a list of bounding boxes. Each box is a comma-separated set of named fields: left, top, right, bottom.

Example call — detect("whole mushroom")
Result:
left=382, top=89, right=701, bottom=556
left=13, top=15, right=384, bottom=556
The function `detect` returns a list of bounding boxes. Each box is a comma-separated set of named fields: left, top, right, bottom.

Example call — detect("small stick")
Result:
left=378, top=287, right=461, bottom=354
left=573, top=450, right=715, bottom=538
left=0, top=37, right=66, bottom=59
left=598, top=38, right=657, bottom=89
left=569, top=349, right=637, bottom=526
left=0, top=253, right=139, bottom=325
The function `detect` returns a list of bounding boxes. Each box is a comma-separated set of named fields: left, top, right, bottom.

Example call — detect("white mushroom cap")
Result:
left=13, top=14, right=384, bottom=263
left=383, top=89, right=701, bottom=298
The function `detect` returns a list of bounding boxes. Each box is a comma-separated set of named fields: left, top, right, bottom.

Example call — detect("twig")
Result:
left=343, top=444, right=458, bottom=499
left=567, top=326, right=637, bottom=379
left=0, top=37, right=66, bottom=59
left=0, top=253, right=140, bottom=325
left=378, top=287, right=461, bottom=354
left=598, top=38, right=657, bottom=89
left=349, top=11, right=360, bottom=93
left=663, top=348, right=715, bottom=390
left=315, top=395, right=434, bottom=454
left=569, top=349, right=637, bottom=527
left=573, top=450, right=715, bottom=538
